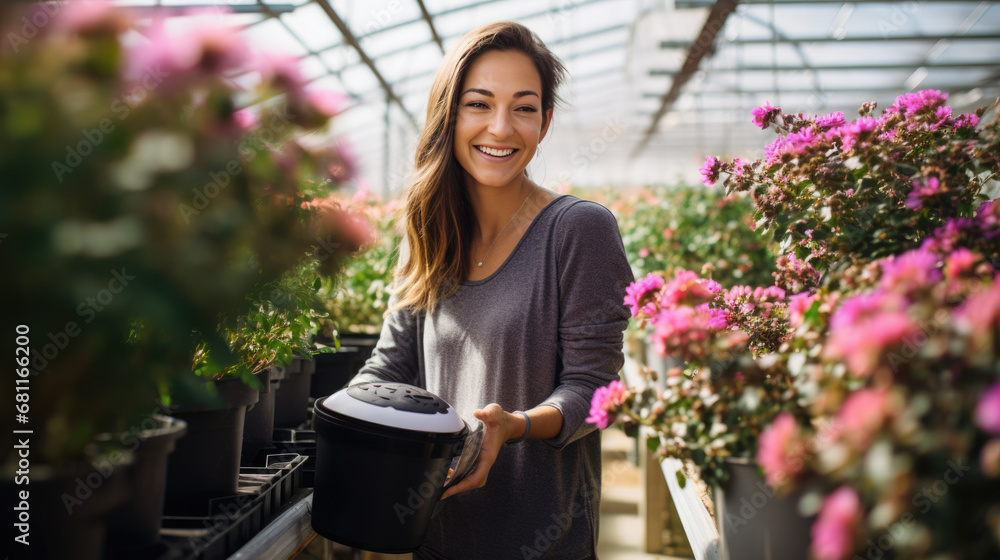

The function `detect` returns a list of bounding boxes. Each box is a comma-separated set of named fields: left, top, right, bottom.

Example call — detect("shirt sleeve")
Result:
left=540, top=200, right=634, bottom=448
left=350, top=294, right=422, bottom=387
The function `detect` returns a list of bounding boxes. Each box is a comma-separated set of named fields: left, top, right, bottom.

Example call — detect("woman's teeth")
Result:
left=477, top=146, right=515, bottom=157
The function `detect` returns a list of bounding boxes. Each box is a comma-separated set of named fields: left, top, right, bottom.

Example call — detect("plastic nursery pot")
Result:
left=163, top=377, right=258, bottom=515
left=241, top=367, right=284, bottom=466
left=273, top=357, right=315, bottom=429
left=310, top=334, right=380, bottom=399
left=104, top=415, right=187, bottom=553
left=1, top=452, right=131, bottom=560
left=713, top=458, right=813, bottom=560
left=311, top=382, right=483, bottom=553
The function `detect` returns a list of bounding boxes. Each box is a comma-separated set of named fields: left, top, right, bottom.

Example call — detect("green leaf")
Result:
left=676, top=471, right=686, bottom=489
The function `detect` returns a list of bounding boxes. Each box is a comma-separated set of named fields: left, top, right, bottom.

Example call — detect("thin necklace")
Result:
left=477, top=187, right=533, bottom=268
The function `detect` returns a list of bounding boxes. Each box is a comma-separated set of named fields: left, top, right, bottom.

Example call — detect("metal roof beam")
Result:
left=677, top=0, right=958, bottom=5
left=632, top=0, right=738, bottom=157
left=660, top=32, right=1000, bottom=47
left=415, top=0, right=445, bottom=54
left=313, top=0, right=419, bottom=130
left=640, top=85, right=997, bottom=96
left=650, top=61, right=1000, bottom=75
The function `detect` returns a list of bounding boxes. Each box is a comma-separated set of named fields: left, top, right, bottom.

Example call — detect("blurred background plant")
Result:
left=584, top=185, right=777, bottom=289
left=0, top=3, right=365, bottom=466
left=592, top=91, right=1000, bottom=559
left=315, top=187, right=402, bottom=338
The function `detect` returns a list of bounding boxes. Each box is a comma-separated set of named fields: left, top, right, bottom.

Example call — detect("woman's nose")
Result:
left=487, top=110, right=514, bottom=138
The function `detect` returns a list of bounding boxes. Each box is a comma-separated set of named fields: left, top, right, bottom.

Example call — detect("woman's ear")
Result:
left=539, top=108, right=553, bottom=142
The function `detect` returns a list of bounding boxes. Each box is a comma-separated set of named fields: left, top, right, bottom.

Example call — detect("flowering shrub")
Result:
left=585, top=185, right=776, bottom=288
left=591, top=91, right=1000, bottom=559
left=314, top=187, right=402, bottom=336
left=0, top=4, right=363, bottom=464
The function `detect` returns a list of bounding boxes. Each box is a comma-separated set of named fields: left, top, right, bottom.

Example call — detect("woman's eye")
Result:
left=516, top=106, right=538, bottom=112
left=466, top=101, right=489, bottom=109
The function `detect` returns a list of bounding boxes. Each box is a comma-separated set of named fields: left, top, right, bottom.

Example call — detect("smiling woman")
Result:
left=350, top=21, right=633, bottom=559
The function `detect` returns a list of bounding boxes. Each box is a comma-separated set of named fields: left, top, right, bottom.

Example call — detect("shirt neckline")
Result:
left=462, top=194, right=571, bottom=287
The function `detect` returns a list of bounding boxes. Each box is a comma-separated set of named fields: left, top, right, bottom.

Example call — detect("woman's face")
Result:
left=453, top=49, right=551, bottom=192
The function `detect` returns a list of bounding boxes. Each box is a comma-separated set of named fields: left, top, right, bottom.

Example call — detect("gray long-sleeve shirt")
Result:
left=353, top=195, right=633, bottom=559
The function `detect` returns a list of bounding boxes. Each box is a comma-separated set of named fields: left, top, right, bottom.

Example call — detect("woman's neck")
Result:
left=466, top=175, right=537, bottom=243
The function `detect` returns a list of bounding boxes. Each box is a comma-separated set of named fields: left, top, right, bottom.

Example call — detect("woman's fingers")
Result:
left=441, top=403, right=509, bottom=500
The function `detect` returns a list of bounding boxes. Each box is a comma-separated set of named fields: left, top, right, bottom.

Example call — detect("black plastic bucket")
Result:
left=311, top=383, right=471, bottom=553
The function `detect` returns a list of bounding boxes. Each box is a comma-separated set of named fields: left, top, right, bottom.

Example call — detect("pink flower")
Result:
left=831, top=117, right=877, bottom=153
left=977, top=199, right=1000, bottom=232
left=56, top=1, right=116, bottom=33
left=639, top=247, right=650, bottom=258
left=945, top=248, right=978, bottom=280
left=826, top=291, right=917, bottom=376
left=127, top=12, right=251, bottom=83
left=892, top=89, right=949, bottom=116
left=586, top=380, right=629, bottom=429
left=788, top=292, right=817, bottom=328
left=757, top=413, right=804, bottom=487
left=624, top=273, right=665, bottom=318
left=811, top=487, right=862, bottom=560
left=307, top=89, right=348, bottom=118
left=751, top=101, right=781, bottom=129
left=815, top=111, right=845, bottom=129
left=879, top=248, right=941, bottom=294
left=659, top=270, right=721, bottom=308
left=956, top=278, right=1000, bottom=332
left=976, top=380, right=1000, bottom=435
left=836, top=389, right=890, bottom=450
left=954, top=113, right=980, bottom=130
left=905, top=177, right=941, bottom=210
left=233, top=108, right=258, bottom=130
left=730, top=157, right=750, bottom=178
left=699, top=155, right=721, bottom=185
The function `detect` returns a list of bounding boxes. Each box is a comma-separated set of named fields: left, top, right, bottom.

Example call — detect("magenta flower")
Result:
left=788, top=292, right=817, bottom=328
left=976, top=199, right=999, bottom=232
left=730, top=157, right=750, bottom=178
left=811, top=486, right=861, bottom=560
left=954, top=113, right=980, bottom=130
left=836, top=389, right=890, bottom=451
left=956, top=278, right=1000, bottom=333
left=659, top=270, right=721, bottom=308
left=757, top=413, right=804, bottom=487
left=879, top=248, right=941, bottom=294
left=127, top=12, right=251, bottom=83
left=586, top=380, right=629, bottom=429
left=699, top=155, right=721, bottom=185
left=944, top=248, right=978, bottom=280
left=905, top=177, right=941, bottom=210
left=56, top=0, right=116, bottom=33
left=826, top=291, right=917, bottom=376
left=751, top=101, right=781, bottom=129
left=815, top=111, right=845, bottom=129
left=624, top=273, right=665, bottom=318
left=307, top=89, right=349, bottom=118
left=233, top=108, right=258, bottom=130
left=832, top=117, right=877, bottom=153
left=639, top=247, right=650, bottom=258
left=892, top=89, right=949, bottom=116
left=976, top=381, right=1000, bottom=435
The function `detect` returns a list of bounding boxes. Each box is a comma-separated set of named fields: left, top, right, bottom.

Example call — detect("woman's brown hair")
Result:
left=390, top=21, right=566, bottom=314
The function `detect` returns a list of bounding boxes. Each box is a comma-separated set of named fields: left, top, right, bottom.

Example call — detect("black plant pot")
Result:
left=163, top=378, right=258, bottom=515
left=1, top=453, right=130, bottom=560
left=241, top=367, right=283, bottom=465
left=310, top=334, right=379, bottom=399
left=104, top=415, right=187, bottom=553
left=273, top=357, right=315, bottom=429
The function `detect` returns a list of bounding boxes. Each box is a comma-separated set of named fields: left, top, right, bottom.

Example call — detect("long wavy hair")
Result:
left=390, top=21, right=566, bottom=314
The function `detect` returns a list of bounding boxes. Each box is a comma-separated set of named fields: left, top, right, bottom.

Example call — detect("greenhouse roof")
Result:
left=114, top=0, right=1000, bottom=194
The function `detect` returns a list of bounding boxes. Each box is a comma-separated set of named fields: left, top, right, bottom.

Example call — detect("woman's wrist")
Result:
left=506, top=410, right=530, bottom=444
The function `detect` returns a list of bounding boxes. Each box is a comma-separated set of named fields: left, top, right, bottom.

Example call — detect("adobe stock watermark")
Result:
left=6, top=1, right=66, bottom=54
left=853, top=459, right=970, bottom=560
left=548, top=0, right=584, bottom=24
left=60, top=451, right=130, bottom=514
left=177, top=105, right=295, bottom=224
left=28, top=267, right=137, bottom=375
left=520, top=484, right=599, bottom=559
left=52, top=64, right=171, bottom=183
left=553, top=115, right=623, bottom=186
left=393, top=467, right=448, bottom=524
left=877, top=1, right=926, bottom=39
left=356, top=1, right=403, bottom=45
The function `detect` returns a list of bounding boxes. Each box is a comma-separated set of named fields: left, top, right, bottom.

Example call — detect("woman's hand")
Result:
left=440, top=403, right=526, bottom=500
